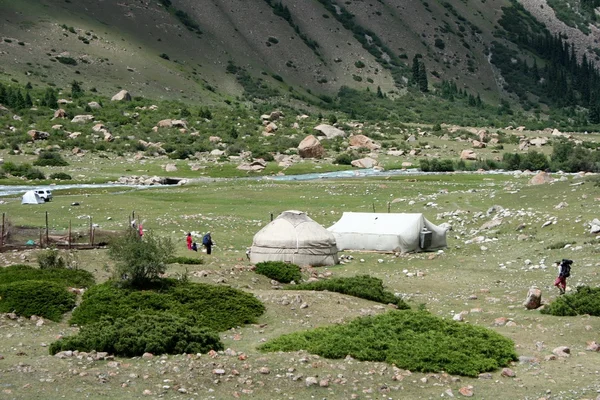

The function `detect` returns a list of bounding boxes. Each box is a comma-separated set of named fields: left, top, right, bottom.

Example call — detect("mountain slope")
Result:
left=0, top=0, right=599, bottom=106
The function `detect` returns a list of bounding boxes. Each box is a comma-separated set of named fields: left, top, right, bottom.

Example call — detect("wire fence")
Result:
left=0, top=211, right=138, bottom=252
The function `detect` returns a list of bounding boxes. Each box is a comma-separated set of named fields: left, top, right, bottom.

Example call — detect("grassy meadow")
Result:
left=1, top=171, right=600, bottom=399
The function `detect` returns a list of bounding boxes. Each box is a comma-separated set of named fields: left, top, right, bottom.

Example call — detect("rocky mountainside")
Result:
left=0, top=0, right=599, bottom=107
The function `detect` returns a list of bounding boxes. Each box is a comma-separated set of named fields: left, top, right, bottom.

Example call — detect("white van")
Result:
left=34, top=189, right=53, bottom=202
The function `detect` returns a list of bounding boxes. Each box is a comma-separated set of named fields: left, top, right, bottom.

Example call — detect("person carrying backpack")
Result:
left=554, top=259, right=573, bottom=295
left=202, top=232, right=213, bottom=255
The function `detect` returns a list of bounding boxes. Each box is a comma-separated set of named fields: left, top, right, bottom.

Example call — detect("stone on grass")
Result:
left=523, top=286, right=542, bottom=309
left=552, top=346, right=570, bottom=357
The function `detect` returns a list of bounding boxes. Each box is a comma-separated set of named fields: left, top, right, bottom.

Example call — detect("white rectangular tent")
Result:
left=327, top=212, right=447, bottom=253
left=21, top=190, right=45, bottom=205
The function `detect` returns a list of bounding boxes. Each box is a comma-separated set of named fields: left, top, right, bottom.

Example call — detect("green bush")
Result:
left=33, top=151, right=69, bottom=166
left=0, top=264, right=95, bottom=287
left=259, top=310, right=517, bottom=377
left=1, top=162, right=45, bottom=180
left=541, top=286, right=600, bottom=316
left=37, top=248, right=66, bottom=269
left=292, top=275, right=410, bottom=309
left=335, top=152, right=354, bottom=165
left=70, top=280, right=265, bottom=332
left=108, top=230, right=175, bottom=287
left=50, top=172, right=72, bottom=180
left=167, top=256, right=204, bottom=265
left=49, top=313, right=223, bottom=356
left=255, top=261, right=302, bottom=283
left=0, top=281, right=76, bottom=321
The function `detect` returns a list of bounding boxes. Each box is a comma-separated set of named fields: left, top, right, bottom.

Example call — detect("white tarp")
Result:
left=328, top=212, right=447, bottom=253
left=250, top=210, right=338, bottom=266
left=21, top=190, right=45, bottom=205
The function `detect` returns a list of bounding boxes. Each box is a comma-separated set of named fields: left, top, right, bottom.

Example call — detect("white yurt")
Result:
left=250, top=210, right=338, bottom=266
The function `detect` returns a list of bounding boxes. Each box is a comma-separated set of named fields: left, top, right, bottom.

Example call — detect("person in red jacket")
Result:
left=186, top=232, right=193, bottom=250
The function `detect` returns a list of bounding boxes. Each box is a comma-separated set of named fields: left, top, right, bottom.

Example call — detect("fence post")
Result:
left=68, top=220, right=72, bottom=249
left=39, top=228, right=42, bottom=248
left=387, top=202, right=391, bottom=213
left=89, top=216, right=93, bottom=245
left=1, top=212, right=4, bottom=249
left=45, top=211, right=49, bottom=248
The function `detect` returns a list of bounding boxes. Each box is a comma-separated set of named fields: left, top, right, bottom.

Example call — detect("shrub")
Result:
left=108, top=230, right=175, bottom=287
left=167, top=256, right=204, bottom=265
left=37, top=248, right=66, bottom=269
left=541, top=286, right=600, bottom=316
left=0, top=281, right=76, bottom=321
left=335, top=152, right=354, bottom=165
left=292, top=275, right=410, bottom=309
left=1, top=162, right=45, bottom=180
left=0, top=264, right=95, bottom=287
left=50, top=172, right=72, bottom=180
left=56, top=56, right=77, bottom=65
left=49, top=313, right=223, bottom=356
left=70, top=280, right=265, bottom=332
left=259, top=310, right=517, bottom=377
left=255, top=261, right=302, bottom=283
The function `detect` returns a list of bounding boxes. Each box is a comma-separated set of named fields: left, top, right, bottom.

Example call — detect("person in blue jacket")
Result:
left=202, top=232, right=213, bottom=255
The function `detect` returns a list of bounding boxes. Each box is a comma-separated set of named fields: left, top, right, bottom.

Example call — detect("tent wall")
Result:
left=328, top=212, right=447, bottom=253
left=21, top=191, right=45, bottom=205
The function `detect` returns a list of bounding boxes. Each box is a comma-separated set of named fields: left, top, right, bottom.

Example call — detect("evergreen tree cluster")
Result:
left=439, top=80, right=483, bottom=107
left=496, top=1, right=600, bottom=121
left=0, top=82, right=33, bottom=110
left=411, top=55, right=428, bottom=92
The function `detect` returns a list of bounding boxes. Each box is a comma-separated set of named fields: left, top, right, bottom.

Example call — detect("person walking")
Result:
left=202, top=232, right=213, bottom=255
left=186, top=233, right=193, bottom=250
left=554, top=259, right=573, bottom=295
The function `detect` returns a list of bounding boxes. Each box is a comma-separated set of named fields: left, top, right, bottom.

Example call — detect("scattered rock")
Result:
left=529, top=171, right=554, bottom=185
left=298, top=135, right=325, bottom=159
left=523, top=286, right=542, bottom=310
left=552, top=346, right=570, bottom=357
left=111, top=90, right=132, bottom=101
left=460, top=149, right=477, bottom=160
left=314, top=124, right=346, bottom=139
left=351, top=157, right=378, bottom=169
left=71, top=115, right=94, bottom=124
left=501, top=368, right=516, bottom=377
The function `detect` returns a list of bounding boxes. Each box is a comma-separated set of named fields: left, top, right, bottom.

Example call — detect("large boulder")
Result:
left=298, top=135, right=325, bottom=159
left=523, top=286, right=542, bottom=310
left=529, top=171, right=554, bottom=185
left=460, top=149, right=477, bottom=160
left=27, top=130, right=50, bottom=140
left=171, top=120, right=187, bottom=129
left=349, top=134, right=380, bottom=150
left=111, top=90, right=132, bottom=102
left=157, top=119, right=173, bottom=128
left=530, top=137, right=548, bottom=147
left=351, top=157, right=378, bottom=168
left=0, top=104, right=9, bottom=114
left=314, top=124, right=346, bottom=139
left=52, top=109, right=67, bottom=119
left=71, top=115, right=94, bottom=124
left=88, top=101, right=102, bottom=109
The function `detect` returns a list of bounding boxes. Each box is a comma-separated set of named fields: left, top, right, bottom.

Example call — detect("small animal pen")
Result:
left=0, top=211, right=122, bottom=252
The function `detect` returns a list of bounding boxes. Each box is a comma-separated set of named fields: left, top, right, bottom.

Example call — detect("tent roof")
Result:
left=328, top=212, right=427, bottom=235
left=252, top=210, right=337, bottom=249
